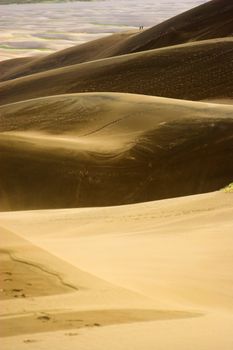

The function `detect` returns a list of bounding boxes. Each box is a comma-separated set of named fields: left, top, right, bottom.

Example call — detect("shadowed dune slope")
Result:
left=1, top=0, right=232, bottom=82
left=113, top=0, right=233, bottom=56
left=0, top=39, right=232, bottom=106
left=0, top=92, right=233, bottom=211
left=0, top=32, right=136, bottom=82
left=0, top=57, right=36, bottom=81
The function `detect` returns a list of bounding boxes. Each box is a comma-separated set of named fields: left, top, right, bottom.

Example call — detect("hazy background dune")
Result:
left=0, top=38, right=233, bottom=106
left=0, top=0, right=206, bottom=61
left=1, top=0, right=231, bottom=82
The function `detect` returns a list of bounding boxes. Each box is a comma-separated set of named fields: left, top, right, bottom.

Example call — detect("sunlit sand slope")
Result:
left=2, top=226, right=190, bottom=339
left=0, top=190, right=232, bottom=349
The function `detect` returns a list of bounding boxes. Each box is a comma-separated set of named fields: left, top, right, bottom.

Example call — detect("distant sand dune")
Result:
left=0, top=39, right=232, bottom=106
left=0, top=32, right=136, bottom=82
left=0, top=93, right=232, bottom=211
left=1, top=0, right=232, bottom=81
left=0, top=57, right=36, bottom=81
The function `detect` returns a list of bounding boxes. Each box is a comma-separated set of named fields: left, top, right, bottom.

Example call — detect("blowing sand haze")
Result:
left=0, top=0, right=233, bottom=349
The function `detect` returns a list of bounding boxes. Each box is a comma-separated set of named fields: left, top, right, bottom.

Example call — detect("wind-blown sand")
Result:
left=1, top=92, right=233, bottom=210
left=0, top=190, right=232, bottom=349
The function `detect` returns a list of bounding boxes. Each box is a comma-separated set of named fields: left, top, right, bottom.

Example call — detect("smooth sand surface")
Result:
left=1, top=93, right=233, bottom=210
left=0, top=190, right=232, bottom=349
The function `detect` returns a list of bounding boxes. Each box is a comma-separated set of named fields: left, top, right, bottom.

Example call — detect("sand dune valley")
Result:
left=0, top=0, right=233, bottom=349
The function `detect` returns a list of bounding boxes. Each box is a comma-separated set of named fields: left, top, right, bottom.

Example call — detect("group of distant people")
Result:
left=139, top=25, right=144, bottom=30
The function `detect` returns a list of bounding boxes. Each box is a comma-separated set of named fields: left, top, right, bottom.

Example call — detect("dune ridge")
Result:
left=1, top=0, right=232, bottom=82
left=1, top=1, right=233, bottom=348
left=0, top=32, right=136, bottom=82
left=0, top=38, right=233, bottom=106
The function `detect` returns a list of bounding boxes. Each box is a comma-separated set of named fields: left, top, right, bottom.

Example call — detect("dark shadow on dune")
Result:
left=0, top=39, right=232, bottom=106
left=0, top=118, right=232, bottom=211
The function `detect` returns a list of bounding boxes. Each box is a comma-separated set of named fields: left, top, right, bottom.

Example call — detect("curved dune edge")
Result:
left=1, top=190, right=232, bottom=310
left=0, top=190, right=232, bottom=347
left=1, top=0, right=233, bottom=347
left=0, top=226, right=202, bottom=339
left=0, top=92, right=233, bottom=211
left=1, top=0, right=232, bottom=82
left=0, top=38, right=233, bottom=106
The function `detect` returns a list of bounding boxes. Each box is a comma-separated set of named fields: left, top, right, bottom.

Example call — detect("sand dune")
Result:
left=1, top=0, right=232, bottom=82
left=0, top=32, right=136, bottom=82
left=1, top=1, right=233, bottom=348
left=112, top=0, right=233, bottom=55
left=0, top=38, right=233, bottom=106
left=0, top=92, right=232, bottom=211
left=0, top=190, right=232, bottom=349
left=0, top=57, right=37, bottom=81
left=0, top=225, right=198, bottom=340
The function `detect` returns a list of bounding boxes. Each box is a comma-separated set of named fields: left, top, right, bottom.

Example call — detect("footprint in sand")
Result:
left=37, top=315, right=51, bottom=322
left=85, top=323, right=101, bottom=328
left=12, top=288, right=23, bottom=292
left=23, top=339, right=38, bottom=344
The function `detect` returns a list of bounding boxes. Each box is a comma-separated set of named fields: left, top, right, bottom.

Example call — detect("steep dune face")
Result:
left=0, top=39, right=232, bottom=106
left=0, top=93, right=232, bottom=211
left=113, top=0, right=233, bottom=55
left=1, top=0, right=232, bottom=82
